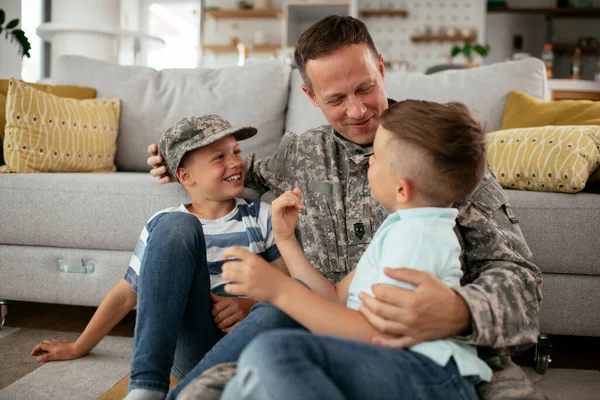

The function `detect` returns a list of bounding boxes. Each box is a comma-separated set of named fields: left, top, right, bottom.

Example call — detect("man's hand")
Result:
left=358, top=267, right=471, bottom=348
left=222, top=247, right=289, bottom=303
left=210, top=293, right=255, bottom=332
left=271, top=188, right=304, bottom=242
left=147, top=143, right=173, bottom=184
left=31, top=339, right=83, bottom=362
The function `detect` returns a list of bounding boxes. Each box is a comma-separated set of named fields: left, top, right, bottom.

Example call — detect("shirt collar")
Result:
left=394, top=207, right=458, bottom=221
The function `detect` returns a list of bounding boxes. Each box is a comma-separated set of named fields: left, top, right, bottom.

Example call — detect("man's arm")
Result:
left=453, top=169, right=542, bottom=350
left=244, top=132, right=298, bottom=195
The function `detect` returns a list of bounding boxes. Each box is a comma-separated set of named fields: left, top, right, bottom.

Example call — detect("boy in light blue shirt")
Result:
left=219, top=100, right=491, bottom=400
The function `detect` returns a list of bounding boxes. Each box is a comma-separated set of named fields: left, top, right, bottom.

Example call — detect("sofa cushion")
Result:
left=505, top=189, right=599, bottom=275
left=284, top=58, right=548, bottom=136
left=487, top=126, right=600, bottom=193
left=0, top=173, right=190, bottom=251
left=0, top=173, right=262, bottom=252
left=52, top=56, right=291, bottom=172
left=1, top=79, right=120, bottom=173
left=502, top=90, right=600, bottom=129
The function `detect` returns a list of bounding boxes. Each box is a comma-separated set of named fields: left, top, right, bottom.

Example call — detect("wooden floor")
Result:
left=4, top=300, right=136, bottom=337
left=4, top=300, right=600, bottom=372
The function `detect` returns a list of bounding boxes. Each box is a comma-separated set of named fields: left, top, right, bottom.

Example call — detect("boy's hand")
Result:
left=147, top=143, right=173, bottom=184
left=210, top=293, right=255, bottom=332
left=222, top=247, right=289, bottom=304
left=271, top=188, right=304, bottom=242
left=31, top=340, right=83, bottom=362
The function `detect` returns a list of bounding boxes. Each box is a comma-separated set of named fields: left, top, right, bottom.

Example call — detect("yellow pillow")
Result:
left=0, top=79, right=97, bottom=141
left=502, top=91, right=600, bottom=130
left=486, top=126, right=599, bottom=193
left=1, top=78, right=120, bottom=173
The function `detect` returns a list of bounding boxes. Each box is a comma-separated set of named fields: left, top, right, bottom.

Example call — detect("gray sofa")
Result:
left=1, top=56, right=599, bottom=338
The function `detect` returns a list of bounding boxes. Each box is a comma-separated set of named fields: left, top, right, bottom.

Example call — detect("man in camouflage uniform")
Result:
left=152, top=16, right=544, bottom=400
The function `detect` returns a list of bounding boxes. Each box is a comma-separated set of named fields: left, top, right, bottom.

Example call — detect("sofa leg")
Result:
left=534, top=334, right=552, bottom=375
left=0, top=300, right=8, bottom=329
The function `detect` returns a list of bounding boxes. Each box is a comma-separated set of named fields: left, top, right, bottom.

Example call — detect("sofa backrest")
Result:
left=53, top=56, right=291, bottom=172
left=284, top=57, right=549, bottom=135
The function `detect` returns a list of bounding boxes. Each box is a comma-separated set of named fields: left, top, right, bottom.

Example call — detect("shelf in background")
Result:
left=204, top=8, right=282, bottom=19
left=359, top=9, right=408, bottom=17
left=487, top=7, right=600, bottom=17
left=203, top=44, right=281, bottom=54
left=411, top=34, right=476, bottom=43
left=552, top=43, right=598, bottom=53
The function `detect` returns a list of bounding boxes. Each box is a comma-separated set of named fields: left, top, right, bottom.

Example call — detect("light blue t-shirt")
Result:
left=347, top=207, right=493, bottom=382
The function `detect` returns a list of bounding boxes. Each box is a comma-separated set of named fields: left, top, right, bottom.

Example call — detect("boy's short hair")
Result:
left=380, top=100, right=487, bottom=206
left=294, top=15, right=379, bottom=91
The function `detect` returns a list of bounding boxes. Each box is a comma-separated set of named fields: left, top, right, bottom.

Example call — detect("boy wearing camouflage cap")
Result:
left=31, top=115, right=288, bottom=400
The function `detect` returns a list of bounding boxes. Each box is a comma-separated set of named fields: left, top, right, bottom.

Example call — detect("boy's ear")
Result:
left=176, top=167, right=193, bottom=186
left=395, top=178, right=411, bottom=204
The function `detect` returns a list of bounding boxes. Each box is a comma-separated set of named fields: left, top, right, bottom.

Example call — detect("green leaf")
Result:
left=463, top=44, right=473, bottom=60
left=6, top=18, right=19, bottom=29
left=0, top=10, right=5, bottom=25
left=474, top=44, right=490, bottom=57
left=450, top=46, right=461, bottom=57
left=9, top=29, right=31, bottom=58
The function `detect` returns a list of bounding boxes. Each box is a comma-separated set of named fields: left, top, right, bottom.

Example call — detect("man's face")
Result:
left=302, top=44, right=389, bottom=146
left=177, top=135, right=246, bottom=201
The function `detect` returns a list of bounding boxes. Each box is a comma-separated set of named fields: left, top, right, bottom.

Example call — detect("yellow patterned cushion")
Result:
left=502, top=91, right=600, bottom=129
left=486, top=126, right=599, bottom=193
left=0, top=79, right=97, bottom=141
left=1, top=78, right=119, bottom=173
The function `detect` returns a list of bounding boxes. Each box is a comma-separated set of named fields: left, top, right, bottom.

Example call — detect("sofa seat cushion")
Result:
left=505, top=189, right=600, bottom=275
left=52, top=56, right=291, bottom=172
left=0, top=173, right=192, bottom=251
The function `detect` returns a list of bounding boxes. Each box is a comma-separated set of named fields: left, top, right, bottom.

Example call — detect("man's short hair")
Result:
left=294, top=15, right=379, bottom=91
left=380, top=100, right=487, bottom=206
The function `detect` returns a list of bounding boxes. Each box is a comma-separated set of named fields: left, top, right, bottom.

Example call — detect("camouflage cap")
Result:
left=159, top=115, right=257, bottom=180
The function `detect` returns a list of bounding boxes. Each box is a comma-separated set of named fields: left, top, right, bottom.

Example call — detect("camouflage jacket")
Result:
left=245, top=125, right=545, bottom=398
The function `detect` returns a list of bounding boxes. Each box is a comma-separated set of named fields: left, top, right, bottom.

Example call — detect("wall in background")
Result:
left=201, top=0, right=486, bottom=72
left=0, top=0, right=23, bottom=79
left=362, top=0, right=486, bottom=72
left=486, top=0, right=600, bottom=80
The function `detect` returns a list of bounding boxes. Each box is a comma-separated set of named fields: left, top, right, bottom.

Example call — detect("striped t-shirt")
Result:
left=124, top=198, right=280, bottom=293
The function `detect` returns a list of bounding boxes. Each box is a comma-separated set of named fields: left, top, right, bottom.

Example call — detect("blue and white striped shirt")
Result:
left=124, top=198, right=280, bottom=292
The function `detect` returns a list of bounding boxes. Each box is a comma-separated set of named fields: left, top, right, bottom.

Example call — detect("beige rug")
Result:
left=1, top=326, right=598, bottom=399
left=0, top=326, right=131, bottom=400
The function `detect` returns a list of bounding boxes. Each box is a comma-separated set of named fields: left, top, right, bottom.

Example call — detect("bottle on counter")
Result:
left=540, top=43, right=554, bottom=79
left=570, top=47, right=583, bottom=80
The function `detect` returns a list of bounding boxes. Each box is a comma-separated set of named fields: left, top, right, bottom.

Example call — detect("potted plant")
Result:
left=0, top=9, right=31, bottom=58
left=450, top=41, right=489, bottom=67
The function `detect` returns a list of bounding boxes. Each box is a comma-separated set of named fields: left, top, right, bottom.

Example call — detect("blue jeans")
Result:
left=128, top=212, right=225, bottom=393
left=222, top=330, right=479, bottom=400
left=166, top=301, right=305, bottom=399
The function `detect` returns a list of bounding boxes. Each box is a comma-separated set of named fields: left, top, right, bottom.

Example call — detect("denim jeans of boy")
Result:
left=127, top=211, right=306, bottom=398
left=128, top=212, right=225, bottom=394
left=222, top=329, right=479, bottom=400
left=166, top=300, right=306, bottom=399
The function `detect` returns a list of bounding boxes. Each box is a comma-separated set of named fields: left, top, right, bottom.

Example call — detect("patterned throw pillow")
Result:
left=1, top=78, right=120, bottom=173
left=486, top=126, right=599, bottom=193
left=0, top=80, right=96, bottom=166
